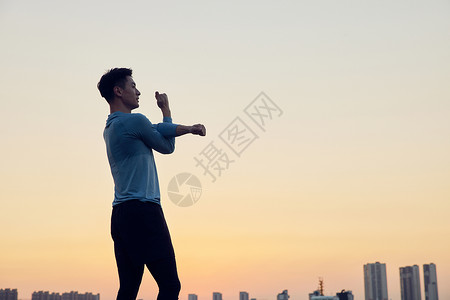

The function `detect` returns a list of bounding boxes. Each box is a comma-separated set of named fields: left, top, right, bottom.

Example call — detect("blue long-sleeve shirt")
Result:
left=103, top=112, right=178, bottom=206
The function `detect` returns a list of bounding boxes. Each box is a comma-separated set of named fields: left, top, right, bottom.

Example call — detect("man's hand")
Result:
left=175, top=124, right=207, bottom=137
left=155, top=91, right=171, bottom=117
left=190, top=124, right=206, bottom=136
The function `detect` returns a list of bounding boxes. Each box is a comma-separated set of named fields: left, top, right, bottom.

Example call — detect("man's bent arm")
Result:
left=154, top=120, right=206, bottom=138
left=154, top=91, right=206, bottom=137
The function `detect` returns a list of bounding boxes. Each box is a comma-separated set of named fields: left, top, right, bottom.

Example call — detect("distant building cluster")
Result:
left=196, top=288, right=352, bottom=300
left=0, top=289, right=18, bottom=300
left=309, top=290, right=353, bottom=300
left=32, top=291, right=99, bottom=300
left=186, top=264, right=438, bottom=300
left=188, top=291, right=252, bottom=300
left=0, top=289, right=99, bottom=300
left=364, top=262, right=439, bottom=300
left=31, top=291, right=61, bottom=300
left=307, top=278, right=354, bottom=300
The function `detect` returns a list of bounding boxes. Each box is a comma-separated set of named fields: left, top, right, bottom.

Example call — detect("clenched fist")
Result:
left=155, top=91, right=169, bottom=109
left=155, top=91, right=171, bottom=117
left=191, top=124, right=206, bottom=136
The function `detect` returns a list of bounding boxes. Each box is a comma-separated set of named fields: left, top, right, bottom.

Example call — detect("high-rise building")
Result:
left=400, top=265, right=421, bottom=300
left=213, top=292, right=222, bottom=300
left=277, top=290, right=289, bottom=300
left=363, top=262, right=388, bottom=300
left=423, top=263, right=439, bottom=300
left=0, top=289, right=18, bottom=300
left=188, top=294, right=198, bottom=300
left=240, top=292, right=249, bottom=300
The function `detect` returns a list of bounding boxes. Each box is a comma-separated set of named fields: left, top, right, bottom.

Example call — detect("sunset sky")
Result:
left=1, top=1, right=449, bottom=300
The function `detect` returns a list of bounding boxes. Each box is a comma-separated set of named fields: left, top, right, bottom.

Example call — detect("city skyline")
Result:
left=0, top=261, right=444, bottom=299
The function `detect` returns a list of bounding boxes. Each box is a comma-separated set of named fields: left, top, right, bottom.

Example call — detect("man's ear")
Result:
left=113, top=86, right=122, bottom=97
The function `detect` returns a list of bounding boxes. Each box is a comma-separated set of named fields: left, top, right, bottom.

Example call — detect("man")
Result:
left=97, top=68, right=206, bottom=300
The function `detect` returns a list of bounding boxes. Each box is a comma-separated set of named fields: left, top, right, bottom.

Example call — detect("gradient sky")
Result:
left=1, top=1, right=449, bottom=300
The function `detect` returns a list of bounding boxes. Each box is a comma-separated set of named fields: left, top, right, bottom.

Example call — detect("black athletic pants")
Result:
left=112, top=200, right=181, bottom=300
left=115, top=255, right=181, bottom=300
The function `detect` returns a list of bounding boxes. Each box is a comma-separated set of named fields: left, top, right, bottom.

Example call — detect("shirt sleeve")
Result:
left=130, top=114, right=176, bottom=154
left=152, top=116, right=178, bottom=137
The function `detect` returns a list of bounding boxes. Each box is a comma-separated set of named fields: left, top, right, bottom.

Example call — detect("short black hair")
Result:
left=97, top=68, right=133, bottom=102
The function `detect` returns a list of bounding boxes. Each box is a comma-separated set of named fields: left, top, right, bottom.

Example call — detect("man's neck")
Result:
left=109, top=102, right=132, bottom=114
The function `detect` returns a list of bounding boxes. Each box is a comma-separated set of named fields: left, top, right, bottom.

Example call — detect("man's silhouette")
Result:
left=98, top=68, right=205, bottom=300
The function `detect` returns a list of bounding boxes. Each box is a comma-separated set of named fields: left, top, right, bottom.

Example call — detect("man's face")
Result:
left=119, top=76, right=141, bottom=110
